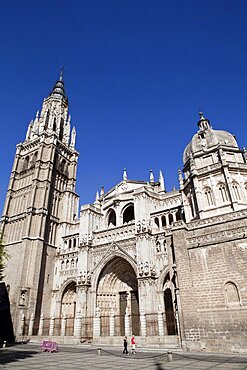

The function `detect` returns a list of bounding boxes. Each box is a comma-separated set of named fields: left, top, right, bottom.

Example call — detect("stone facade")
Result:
left=1, top=76, right=247, bottom=353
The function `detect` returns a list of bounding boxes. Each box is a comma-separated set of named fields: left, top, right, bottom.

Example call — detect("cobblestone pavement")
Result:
left=0, top=344, right=247, bottom=369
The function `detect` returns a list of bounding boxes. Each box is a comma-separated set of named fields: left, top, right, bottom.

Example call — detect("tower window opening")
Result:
left=53, top=117, right=57, bottom=132
left=168, top=213, right=173, bottom=225
left=59, top=118, right=64, bottom=140
left=23, top=156, right=30, bottom=171
left=175, top=210, right=181, bottom=221
left=232, top=182, right=240, bottom=200
left=204, top=187, right=214, bottom=206
left=154, top=217, right=159, bottom=228
left=219, top=183, right=229, bottom=203
left=44, top=110, right=50, bottom=130
left=61, top=159, right=66, bottom=173
left=161, top=215, right=166, bottom=227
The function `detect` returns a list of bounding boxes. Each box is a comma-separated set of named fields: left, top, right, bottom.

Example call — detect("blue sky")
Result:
left=1, top=0, right=247, bottom=211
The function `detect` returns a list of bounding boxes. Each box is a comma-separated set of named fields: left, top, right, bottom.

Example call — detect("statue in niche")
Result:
left=150, top=264, right=156, bottom=276
left=95, top=306, right=101, bottom=318
left=141, top=219, right=146, bottom=232
left=144, top=261, right=149, bottom=275
left=125, top=306, right=130, bottom=315
left=87, top=271, right=91, bottom=283
left=19, top=289, right=28, bottom=307
left=136, top=221, right=141, bottom=233
left=156, top=241, right=161, bottom=252
left=138, top=261, right=144, bottom=276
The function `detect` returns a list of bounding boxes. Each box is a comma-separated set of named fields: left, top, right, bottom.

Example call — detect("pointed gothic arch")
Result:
left=95, top=255, right=139, bottom=336
left=163, top=273, right=177, bottom=335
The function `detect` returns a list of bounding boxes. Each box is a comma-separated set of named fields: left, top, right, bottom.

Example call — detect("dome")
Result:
left=183, top=113, right=239, bottom=164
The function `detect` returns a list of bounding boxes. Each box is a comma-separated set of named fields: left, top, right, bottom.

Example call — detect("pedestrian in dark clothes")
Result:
left=123, top=336, right=128, bottom=354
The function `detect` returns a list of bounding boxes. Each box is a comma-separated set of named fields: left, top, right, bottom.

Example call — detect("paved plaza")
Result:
left=0, top=343, right=247, bottom=369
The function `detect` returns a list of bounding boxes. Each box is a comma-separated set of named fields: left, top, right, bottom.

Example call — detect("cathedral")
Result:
left=1, top=74, right=247, bottom=353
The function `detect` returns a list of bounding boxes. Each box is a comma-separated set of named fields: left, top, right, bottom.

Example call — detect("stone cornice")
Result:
left=187, top=226, right=247, bottom=248
left=187, top=209, right=247, bottom=230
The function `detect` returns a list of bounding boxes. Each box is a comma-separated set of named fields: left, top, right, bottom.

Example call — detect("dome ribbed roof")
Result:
left=183, top=114, right=238, bottom=164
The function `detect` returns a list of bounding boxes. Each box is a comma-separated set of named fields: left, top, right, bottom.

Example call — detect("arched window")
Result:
left=61, top=159, right=66, bottom=173
left=73, top=238, right=77, bottom=248
left=232, top=182, right=240, bottom=200
left=161, top=215, right=166, bottom=227
left=175, top=210, right=181, bottom=221
left=59, top=118, right=64, bottom=141
left=218, top=183, right=229, bottom=203
left=68, top=240, right=72, bottom=249
left=44, top=109, right=50, bottom=130
left=204, top=187, right=214, bottom=206
left=30, top=151, right=38, bottom=168
left=154, top=217, right=159, bottom=228
left=53, top=117, right=57, bottom=132
left=123, top=204, right=135, bottom=224
left=23, top=156, right=29, bottom=171
left=225, top=282, right=240, bottom=306
left=108, top=209, right=116, bottom=227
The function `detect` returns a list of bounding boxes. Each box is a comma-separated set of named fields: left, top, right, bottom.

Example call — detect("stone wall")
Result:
left=174, top=216, right=247, bottom=353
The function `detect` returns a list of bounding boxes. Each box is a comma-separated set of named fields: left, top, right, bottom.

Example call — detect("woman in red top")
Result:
left=131, top=335, right=136, bottom=354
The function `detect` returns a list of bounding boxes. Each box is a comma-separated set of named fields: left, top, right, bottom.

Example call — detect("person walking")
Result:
left=131, top=335, right=136, bottom=354
left=123, top=336, right=128, bottom=354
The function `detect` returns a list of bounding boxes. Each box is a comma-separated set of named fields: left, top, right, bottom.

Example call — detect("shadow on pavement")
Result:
left=0, top=349, right=38, bottom=365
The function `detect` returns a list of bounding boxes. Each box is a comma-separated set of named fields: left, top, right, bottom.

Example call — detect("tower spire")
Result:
left=123, top=168, right=128, bottom=181
left=159, top=170, right=165, bottom=191
left=59, top=65, right=64, bottom=81
left=50, top=69, right=67, bottom=100
left=149, top=169, right=155, bottom=185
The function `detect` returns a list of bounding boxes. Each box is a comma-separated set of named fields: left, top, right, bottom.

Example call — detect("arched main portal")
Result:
left=96, top=256, right=139, bottom=336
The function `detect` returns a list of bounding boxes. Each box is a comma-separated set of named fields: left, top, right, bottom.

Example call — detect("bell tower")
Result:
left=1, top=72, right=79, bottom=332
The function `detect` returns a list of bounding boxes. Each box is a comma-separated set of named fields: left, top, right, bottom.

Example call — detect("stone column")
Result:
left=38, top=313, right=44, bottom=336
left=61, top=314, right=66, bottom=336
left=124, top=307, right=130, bottom=337
left=172, top=212, right=176, bottom=223
left=157, top=307, right=164, bottom=336
left=76, top=272, right=91, bottom=337
left=140, top=308, right=146, bottom=337
left=18, top=313, right=25, bottom=337
left=73, top=311, right=82, bottom=339
left=109, top=309, right=115, bottom=337
left=93, top=307, right=101, bottom=337
left=28, top=313, right=34, bottom=336
left=49, top=313, right=55, bottom=336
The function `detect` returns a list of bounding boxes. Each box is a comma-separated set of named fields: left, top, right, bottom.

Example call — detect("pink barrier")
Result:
left=40, top=340, right=58, bottom=352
